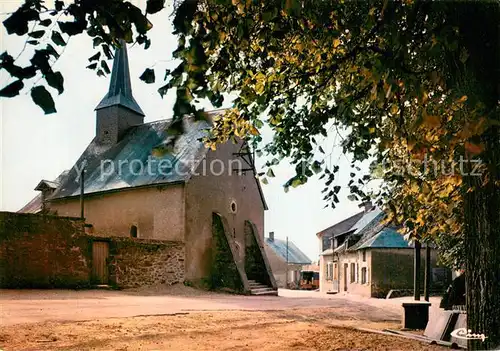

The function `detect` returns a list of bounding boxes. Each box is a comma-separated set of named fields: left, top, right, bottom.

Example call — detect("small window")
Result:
left=356, top=263, right=359, bottom=283
left=333, top=263, right=338, bottom=280
left=130, top=225, right=138, bottom=238
left=350, top=263, right=355, bottom=283
left=326, top=262, right=333, bottom=280
left=361, top=267, right=368, bottom=284
left=362, top=250, right=366, bottom=262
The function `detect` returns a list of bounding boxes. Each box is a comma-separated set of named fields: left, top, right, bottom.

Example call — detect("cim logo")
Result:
left=450, top=328, right=488, bottom=342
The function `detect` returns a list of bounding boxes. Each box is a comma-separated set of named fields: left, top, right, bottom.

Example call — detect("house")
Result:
left=14, top=42, right=276, bottom=295
left=318, top=201, right=449, bottom=297
left=264, top=232, right=312, bottom=288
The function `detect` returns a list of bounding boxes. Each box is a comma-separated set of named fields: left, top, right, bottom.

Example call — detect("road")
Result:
left=0, top=286, right=441, bottom=326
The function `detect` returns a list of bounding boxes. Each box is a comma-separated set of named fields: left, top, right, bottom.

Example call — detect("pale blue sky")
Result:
left=0, top=1, right=368, bottom=261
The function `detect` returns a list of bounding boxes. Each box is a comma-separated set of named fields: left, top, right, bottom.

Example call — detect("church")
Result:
left=16, top=42, right=277, bottom=295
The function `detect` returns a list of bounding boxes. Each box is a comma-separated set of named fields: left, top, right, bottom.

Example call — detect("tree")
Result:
left=1, top=0, right=499, bottom=348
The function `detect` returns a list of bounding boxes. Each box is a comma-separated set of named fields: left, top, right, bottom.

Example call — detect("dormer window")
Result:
left=34, top=179, right=59, bottom=212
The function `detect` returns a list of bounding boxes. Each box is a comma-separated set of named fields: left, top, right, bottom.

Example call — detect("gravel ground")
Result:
left=0, top=286, right=445, bottom=350
left=0, top=309, right=445, bottom=351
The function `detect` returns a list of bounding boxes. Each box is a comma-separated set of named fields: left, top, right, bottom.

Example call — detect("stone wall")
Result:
left=0, top=212, right=90, bottom=288
left=244, top=221, right=275, bottom=288
left=0, top=211, right=185, bottom=290
left=104, top=237, right=185, bottom=288
left=370, top=248, right=446, bottom=297
left=208, top=213, right=245, bottom=293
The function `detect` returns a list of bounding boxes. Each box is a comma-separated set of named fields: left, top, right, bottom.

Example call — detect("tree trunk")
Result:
left=454, top=3, right=500, bottom=349
left=464, top=165, right=500, bottom=349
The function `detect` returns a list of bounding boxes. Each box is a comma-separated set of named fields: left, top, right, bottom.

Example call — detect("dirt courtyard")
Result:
left=0, top=286, right=444, bottom=350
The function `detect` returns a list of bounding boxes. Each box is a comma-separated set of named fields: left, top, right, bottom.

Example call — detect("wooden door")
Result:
left=92, top=241, right=109, bottom=284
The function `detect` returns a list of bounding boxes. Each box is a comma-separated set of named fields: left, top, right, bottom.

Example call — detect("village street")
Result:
left=0, top=286, right=444, bottom=350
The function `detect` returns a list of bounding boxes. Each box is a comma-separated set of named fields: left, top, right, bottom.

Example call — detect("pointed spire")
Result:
left=95, top=41, right=144, bottom=116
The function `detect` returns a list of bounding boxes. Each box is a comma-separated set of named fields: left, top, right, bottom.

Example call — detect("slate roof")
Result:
left=17, top=193, right=42, bottom=214
left=348, top=211, right=411, bottom=251
left=50, top=118, right=211, bottom=199
left=95, top=41, right=144, bottom=115
left=316, top=211, right=364, bottom=238
left=349, top=207, right=383, bottom=235
left=265, top=238, right=312, bottom=265
left=320, top=206, right=411, bottom=254
left=356, top=227, right=410, bottom=249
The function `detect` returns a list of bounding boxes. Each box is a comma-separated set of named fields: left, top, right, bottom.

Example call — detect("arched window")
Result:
left=130, top=225, right=138, bottom=238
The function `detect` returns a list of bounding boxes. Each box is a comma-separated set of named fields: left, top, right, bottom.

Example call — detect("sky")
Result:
left=0, top=1, right=367, bottom=262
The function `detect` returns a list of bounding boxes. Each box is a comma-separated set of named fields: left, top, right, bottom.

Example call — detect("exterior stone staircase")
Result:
left=248, top=280, right=278, bottom=296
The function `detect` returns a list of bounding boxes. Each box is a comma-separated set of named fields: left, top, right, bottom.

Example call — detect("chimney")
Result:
left=269, top=231, right=274, bottom=241
left=95, top=40, right=144, bottom=145
left=182, top=114, right=196, bottom=131
left=359, top=200, right=374, bottom=213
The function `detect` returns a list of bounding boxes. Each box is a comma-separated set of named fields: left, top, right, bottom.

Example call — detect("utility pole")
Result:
left=414, top=239, right=421, bottom=300
left=424, top=245, right=431, bottom=301
left=286, top=236, right=289, bottom=288
left=80, top=167, right=85, bottom=219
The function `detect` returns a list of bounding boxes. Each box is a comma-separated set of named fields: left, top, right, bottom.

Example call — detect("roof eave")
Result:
left=49, top=179, right=186, bottom=202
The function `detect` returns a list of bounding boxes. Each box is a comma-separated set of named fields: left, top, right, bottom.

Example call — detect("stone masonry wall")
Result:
left=104, top=237, right=185, bottom=288
left=0, top=212, right=90, bottom=288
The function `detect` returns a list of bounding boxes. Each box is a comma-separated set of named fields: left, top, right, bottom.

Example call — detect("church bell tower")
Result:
left=94, top=41, right=144, bottom=145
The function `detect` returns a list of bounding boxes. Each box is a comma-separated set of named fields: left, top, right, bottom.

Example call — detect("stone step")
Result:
left=250, top=287, right=274, bottom=293
left=250, top=289, right=278, bottom=296
left=248, top=282, right=265, bottom=286
left=248, top=283, right=268, bottom=288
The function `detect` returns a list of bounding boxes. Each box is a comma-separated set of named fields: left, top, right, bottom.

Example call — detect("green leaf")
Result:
left=101, top=60, right=110, bottom=74
left=45, top=71, right=64, bottom=94
left=291, top=178, right=303, bottom=188
left=45, top=44, right=59, bottom=59
left=55, top=0, right=64, bottom=11
left=28, top=30, right=45, bottom=39
left=261, top=177, right=268, bottom=185
left=88, top=52, right=101, bottom=62
left=51, top=31, right=66, bottom=46
left=31, top=86, right=56, bottom=114
left=347, top=194, right=357, bottom=201
left=58, top=20, right=86, bottom=36
left=39, top=19, right=52, bottom=27
left=266, top=168, right=275, bottom=177
left=146, top=0, right=166, bottom=14
left=86, top=62, right=97, bottom=70
left=0, top=80, right=24, bottom=97
left=158, top=83, right=170, bottom=98
left=140, top=68, right=155, bottom=84
left=3, top=9, right=38, bottom=36
left=312, top=160, right=322, bottom=174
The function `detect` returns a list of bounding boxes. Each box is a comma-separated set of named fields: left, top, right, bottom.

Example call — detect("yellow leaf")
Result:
left=390, top=104, right=399, bottom=115
left=255, top=81, right=265, bottom=95
left=465, top=142, right=484, bottom=155
left=333, top=39, right=341, bottom=48
left=457, top=95, right=468, bottom=103
left=249, top=126, right=260, bottom=136
left=423, top=114, right=441, bottom=128
left=407, top=139, right=416, bottom=151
